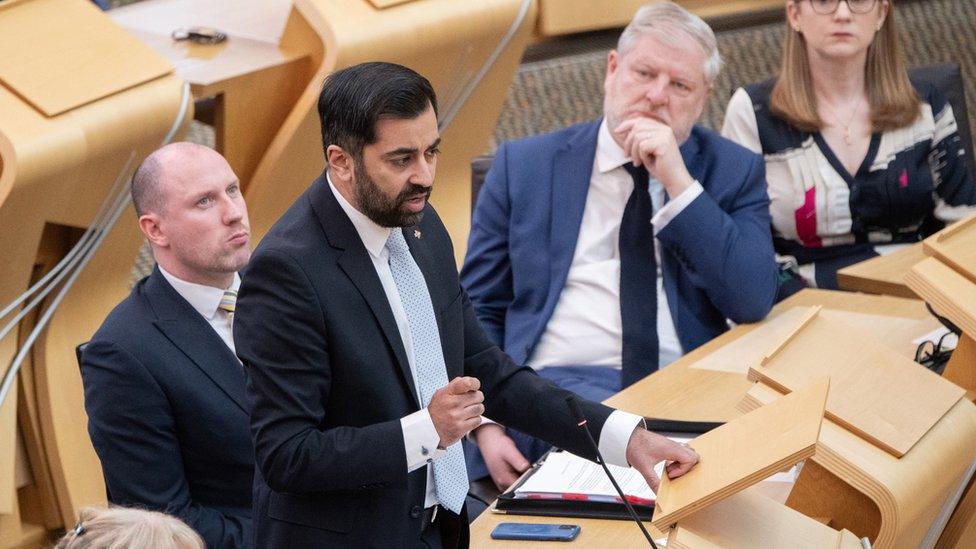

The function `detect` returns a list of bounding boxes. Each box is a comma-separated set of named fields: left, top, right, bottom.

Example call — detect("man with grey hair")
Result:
left=461, top=1, right=778, bottom=494
left=81, top=143, right=255, bottom=547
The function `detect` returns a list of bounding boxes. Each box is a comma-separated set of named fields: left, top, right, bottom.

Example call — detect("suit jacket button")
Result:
left=410, top=505, right=422, bottom=519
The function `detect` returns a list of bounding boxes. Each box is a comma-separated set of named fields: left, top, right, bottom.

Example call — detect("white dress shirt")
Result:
left=529, top=119, right=702, bottom=371
left=327, top=174, right=645, bottom=507
left=159, top=266, right=241, bottom=355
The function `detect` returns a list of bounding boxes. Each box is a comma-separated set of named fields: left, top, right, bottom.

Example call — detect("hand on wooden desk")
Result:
left=625, top=428, right=699, bottom=491
left=472, top=423, right=531, bottom=490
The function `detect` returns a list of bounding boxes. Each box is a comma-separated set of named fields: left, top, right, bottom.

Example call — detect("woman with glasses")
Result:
left=722, top=0, right=974, bottom=291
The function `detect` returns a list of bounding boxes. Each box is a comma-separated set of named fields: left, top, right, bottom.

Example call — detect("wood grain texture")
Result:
left=667, top=487, right=863, bottom=549
left=923, top=213, right=976, bottom=285
left=110, top=0, right=312, bottom=191
left=651, top=378, right=828, bottom=530
left=906, top=257, right=976, bottom=339
left=0, top=0, right=191, bottom=536
left=749, top=382, right=976, bottom=548
left=837, top=243, right=925, bottom=299
left=473, top=289, right=974, bottom=548
left=237, top=0, right=539, bottom=266
left=535, top=0, right=783, bottom=36
left=749, top=313, right=964, bottom=457
left=0, top=0, right=172, bottom=116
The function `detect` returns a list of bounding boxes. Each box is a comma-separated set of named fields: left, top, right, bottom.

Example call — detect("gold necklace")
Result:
left=823, top=92, right=863, bottom=145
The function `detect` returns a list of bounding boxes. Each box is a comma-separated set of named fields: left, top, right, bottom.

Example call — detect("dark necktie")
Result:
left=619, top=163, right=659, bottom=387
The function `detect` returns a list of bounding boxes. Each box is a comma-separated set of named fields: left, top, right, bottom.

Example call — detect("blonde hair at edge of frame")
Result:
left=54, top=507, right=205, bottom=549
left=617, top=1, right=725, bottom=86
left=771, top=0, right=921, bottom=132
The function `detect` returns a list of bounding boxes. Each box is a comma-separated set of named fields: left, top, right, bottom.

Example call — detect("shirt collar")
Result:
left=596, top=118, right=633, bottom=174
left=327, top=171, right=391, bottom=259
left=158, top=265, right=240, bottom=320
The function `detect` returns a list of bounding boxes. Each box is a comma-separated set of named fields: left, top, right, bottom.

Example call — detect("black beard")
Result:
left=353, top=157, right=431, bottom=228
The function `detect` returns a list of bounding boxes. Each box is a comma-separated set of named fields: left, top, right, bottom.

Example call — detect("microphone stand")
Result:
left=566, top=396, right=657, bottom=548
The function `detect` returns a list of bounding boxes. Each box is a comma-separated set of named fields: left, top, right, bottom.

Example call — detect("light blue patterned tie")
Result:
left=386, top=229, right=468, bottom=514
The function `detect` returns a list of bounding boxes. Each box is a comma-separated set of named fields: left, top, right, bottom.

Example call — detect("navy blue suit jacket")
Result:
left=81, top=268, right=253, bottom=548
left=234, top=175, right=617, bottom=547
left=461, top=120, right=778, bottom=364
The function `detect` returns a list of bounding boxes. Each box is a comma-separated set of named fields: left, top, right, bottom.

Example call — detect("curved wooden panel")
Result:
left=535, top=0, right=783, bottom=37
left=0, top=0, right=192, bottom=538
left=245, top=0, right=538, bottom=264
left=751, top=383, right=976, bottom=548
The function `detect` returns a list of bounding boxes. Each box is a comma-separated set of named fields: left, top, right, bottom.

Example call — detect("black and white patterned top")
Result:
left=722, top=78, right=975, bottom=288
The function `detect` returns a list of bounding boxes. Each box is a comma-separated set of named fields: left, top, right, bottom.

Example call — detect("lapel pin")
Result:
left=414, top=229, right=422, bottom=239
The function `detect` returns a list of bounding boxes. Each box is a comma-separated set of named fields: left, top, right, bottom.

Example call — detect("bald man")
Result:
left=81, top=143, right=254, bottom=548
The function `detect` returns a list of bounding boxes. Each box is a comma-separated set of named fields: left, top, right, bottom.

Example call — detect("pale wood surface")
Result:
left=0, top=382, right=16, bottom=514
left=110, top=0, right=312, bottom=192
left=837, top=243, right=926, bottom=299
left=944, top=336, right=976, bottom=396
left=604, top=289, right=938, bottom=421
left=242, top=0, right=539, bottom=265
left=472, top=289, right=974, bottom=548
left=905, top=221, right=976, bottom=547
left=906, top=257, right=976, bottom=339
left=667, top=487, right=863, bottom=549
left=365, top=0, right=417, bottom=8
left=0, top=0, right=191, bottom=540
left=749, top=311, right=964, bottom=457
left=924, top=213, right=976, bottom=285
left=750, top=383, right=976, bottom=548
left=0, top=0, right=172, bottom=116
left=651, top=378, right=827, bottom=530
left=535, top=0, right=783, bottom=36
left=938, top=472, right=976, bottom=549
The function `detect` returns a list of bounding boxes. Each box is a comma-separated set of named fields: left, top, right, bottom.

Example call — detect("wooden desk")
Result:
left=470, top=289, right=970, bottom=547
left=534, top=0, right=783, bottom=37
left=110, top=0, right=313, bottom=189
left=837, top=243, right=926, bottom=299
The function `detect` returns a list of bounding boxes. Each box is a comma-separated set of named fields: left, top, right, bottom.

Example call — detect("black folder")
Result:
left=492, top=418, right=723, bottom=521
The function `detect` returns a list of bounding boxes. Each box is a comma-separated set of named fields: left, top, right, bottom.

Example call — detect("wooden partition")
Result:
left=903, top=213, right=976, bottom=547
left=471, top=289, right=976, bottom=547
left=242, top=0, right=538, bottom=264
left=534, top=0, right=783, bottom=37
left=0, top=0, right=191, bottom=544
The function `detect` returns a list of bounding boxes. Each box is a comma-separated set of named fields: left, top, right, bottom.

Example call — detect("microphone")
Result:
left=566, top=396, right=657, bottom=548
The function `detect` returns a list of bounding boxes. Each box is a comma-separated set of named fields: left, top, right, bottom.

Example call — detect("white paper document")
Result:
left=514, top=439, right=690, bottom=505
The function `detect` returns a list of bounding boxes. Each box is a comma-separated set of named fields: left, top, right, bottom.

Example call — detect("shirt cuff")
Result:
left=597, top=410, right=645, bottom=467
left=652, top=180, right=703, bottom=234
left=466, top=416, right=498, bottom=442
left=401, top=408, right=447, bottom=473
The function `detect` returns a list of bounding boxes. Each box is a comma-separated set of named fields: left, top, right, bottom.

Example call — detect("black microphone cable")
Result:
left=566, top=396, right=658, bottom=548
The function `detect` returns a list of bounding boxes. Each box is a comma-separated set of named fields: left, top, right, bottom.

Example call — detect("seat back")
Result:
left=75, top=342, right=89, bottom=370
left=470, top=155, right=495, bottom=213
left=909, top=63, right=976, bottom=179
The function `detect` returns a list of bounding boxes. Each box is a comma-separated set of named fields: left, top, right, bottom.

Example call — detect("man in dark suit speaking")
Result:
left=234, top=62, right=699, bottom=548
left=81, top=143, right=254, bottom=548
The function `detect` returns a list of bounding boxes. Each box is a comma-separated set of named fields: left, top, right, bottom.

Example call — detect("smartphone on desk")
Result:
left=490, top=523, right=581, bottom=541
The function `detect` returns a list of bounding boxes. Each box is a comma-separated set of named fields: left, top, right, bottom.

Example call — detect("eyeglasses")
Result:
left=806, top=0, right=878, bottom=14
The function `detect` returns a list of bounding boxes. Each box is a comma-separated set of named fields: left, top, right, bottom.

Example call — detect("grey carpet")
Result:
left=121, top=0, right=975, bottom=282
left=492, top=0, right=976, bottom=148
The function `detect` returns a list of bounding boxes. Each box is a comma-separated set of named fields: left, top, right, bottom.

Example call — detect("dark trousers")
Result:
left=420, top=507, right=467, bottom=549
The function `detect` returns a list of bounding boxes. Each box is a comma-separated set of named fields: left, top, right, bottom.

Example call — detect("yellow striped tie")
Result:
left=218, top=289, right=237, bottom=320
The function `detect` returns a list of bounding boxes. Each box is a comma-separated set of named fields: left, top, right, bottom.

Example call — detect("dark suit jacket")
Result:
left=81, top=268, right=253, bottom=548
left=235, top=175, right=616, bottom=548
left=461, top=120, right=778, bottom=363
